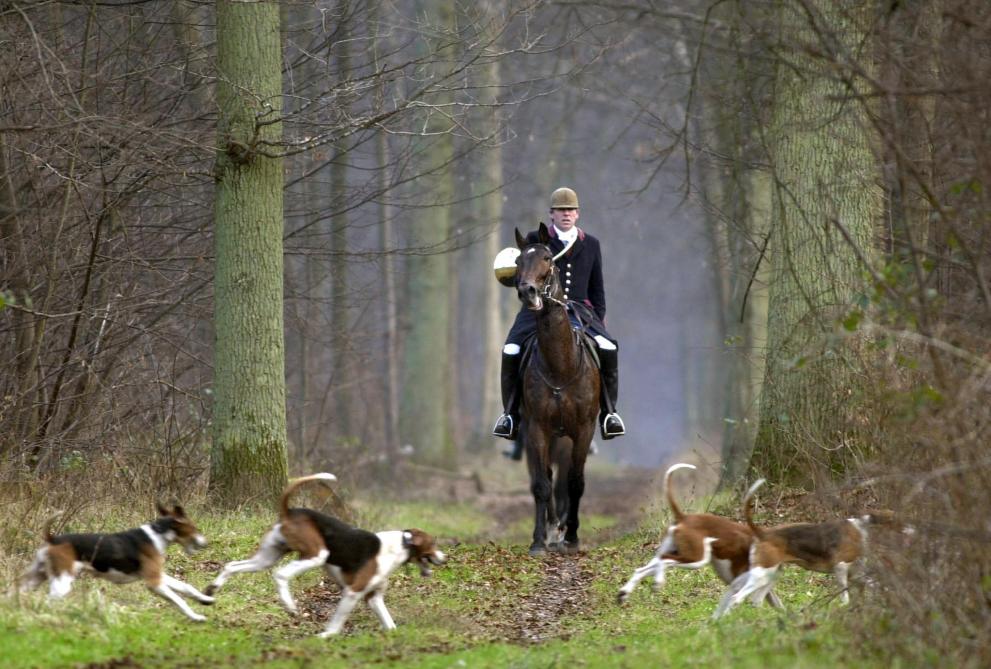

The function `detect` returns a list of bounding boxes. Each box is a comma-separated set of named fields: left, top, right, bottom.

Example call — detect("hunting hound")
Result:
left=206, top=473, right=446, bottom=637
left=618, top=463, right=782, bottom=609
left=17, top=504, right=212, bottom=621
left=713, top=479, right=899, bottom=618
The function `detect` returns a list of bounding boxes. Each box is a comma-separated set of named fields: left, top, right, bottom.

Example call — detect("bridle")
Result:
left=522, top=237, right=575, bottom=310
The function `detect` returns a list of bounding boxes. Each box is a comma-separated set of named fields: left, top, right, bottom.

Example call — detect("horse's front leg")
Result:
left=551, top=438, right=571, bottom=548
left=526, top=431, right=552, bottom=556
left=545, top=462, right=564, bottom=548
left=562, top=427, right=593, bottom=554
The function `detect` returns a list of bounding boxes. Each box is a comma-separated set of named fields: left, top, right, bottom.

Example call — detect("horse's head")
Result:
left=515, top=223, right=565, bottom=311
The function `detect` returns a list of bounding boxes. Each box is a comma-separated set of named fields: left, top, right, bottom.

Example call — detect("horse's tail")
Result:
left=279, top=473, right=337, bottom=520
left=743, top=479, right=767, bottom=540
left=664, top=463, right=696, bottom=522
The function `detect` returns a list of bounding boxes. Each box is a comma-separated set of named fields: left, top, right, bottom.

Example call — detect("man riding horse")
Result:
left=492, top=186, right=626, bottom=459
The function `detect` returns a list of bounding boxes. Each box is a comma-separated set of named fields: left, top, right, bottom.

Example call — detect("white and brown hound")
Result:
left=712, top=479, right=897, bottom=618
left=17, top=504, right=212, bottom=621
left=618, top=463, right=782, bottom=608
left=206, top=473, right=447, bottom=637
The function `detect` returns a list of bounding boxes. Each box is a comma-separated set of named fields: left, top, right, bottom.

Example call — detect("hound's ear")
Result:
left=172, top=504, right=185, bottom=518
left=537, top=221, right=550, bottom=244
left=156, top=502, right=169, bottom=517
left=515, top=227, right=526, bottom=249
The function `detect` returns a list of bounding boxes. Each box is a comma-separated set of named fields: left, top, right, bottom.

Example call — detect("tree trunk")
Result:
left=0, top=135, right=40, bottom=454
left=399, top=0, right=455, bottom=467
left=719, top=170, right=772, bottom=487
left=708, top=4, right=774, bottom=488
left=752, top=0, right=881, bottom=484
left=371, top=0, right=400, bottom=463
left=477, top=0, right=506, bottom=432
left=330, top=0, right=353, bottom=439
left=210, top=0, right=289, bottom=505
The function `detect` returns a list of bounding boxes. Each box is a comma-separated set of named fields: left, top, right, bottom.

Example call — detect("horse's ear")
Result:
left=515, top=227, right=526, bottom=249
left=538, top=222, right=550, bottom=244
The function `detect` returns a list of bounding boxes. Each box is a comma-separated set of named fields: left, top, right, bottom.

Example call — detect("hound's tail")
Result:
left=743, top=478, right=767, bottom=540
left=279, top=473, right=337, bottom=519
left=664, top=463, right=697, bottom=522
left=42, top=515, right=60, bottom=543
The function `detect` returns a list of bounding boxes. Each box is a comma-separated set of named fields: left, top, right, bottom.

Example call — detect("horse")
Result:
left=514, top=223, right=601, bottom=556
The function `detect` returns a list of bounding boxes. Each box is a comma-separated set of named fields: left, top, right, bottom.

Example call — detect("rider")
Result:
left=492, top=186, right=626, bottom=459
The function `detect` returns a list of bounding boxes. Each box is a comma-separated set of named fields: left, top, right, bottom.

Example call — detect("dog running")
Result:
left=17, top=504, right=212, bottom=621
left=206, top=472, right=447, bottom=637
left=712, top=479, right=898, bottom=618
left=618, top=463, right=781, bottom=609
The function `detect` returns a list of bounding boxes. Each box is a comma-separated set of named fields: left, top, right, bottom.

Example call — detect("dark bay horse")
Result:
left=514, top=223, right=600, bottom=555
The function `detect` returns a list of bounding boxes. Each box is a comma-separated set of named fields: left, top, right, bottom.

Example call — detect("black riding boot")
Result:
left=492, top=352, right=521, bottom=446
left=598, top=347, right=626, bottom=440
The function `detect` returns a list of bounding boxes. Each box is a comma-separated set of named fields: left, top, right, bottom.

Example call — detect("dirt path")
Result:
left=506, top=551, right=596, bottom=643
left=473, top=465, right=660, bottom=644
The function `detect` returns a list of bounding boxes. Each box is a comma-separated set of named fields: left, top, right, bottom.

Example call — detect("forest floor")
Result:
left=0, top=453, right=893, bottom=668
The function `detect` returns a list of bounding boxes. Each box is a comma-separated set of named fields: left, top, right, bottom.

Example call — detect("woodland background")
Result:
left=2, top=0, right=990, bottom=664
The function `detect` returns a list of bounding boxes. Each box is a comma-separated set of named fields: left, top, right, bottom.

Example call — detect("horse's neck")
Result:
left=535, top=304, right=578, bottom=380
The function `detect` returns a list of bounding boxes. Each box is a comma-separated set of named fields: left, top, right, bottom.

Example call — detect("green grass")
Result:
left=353, top=498, right=493, bottom=540
left=0, top=489, right=890, bottom=668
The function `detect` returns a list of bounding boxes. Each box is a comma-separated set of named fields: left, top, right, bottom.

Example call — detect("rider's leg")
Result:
left=595, top=337, right=626, bottom=440
left=492, top=345, right=521, bottom=443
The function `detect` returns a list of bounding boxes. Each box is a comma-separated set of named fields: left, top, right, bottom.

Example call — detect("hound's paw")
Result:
left=198, top=595, right=216, bottom=605
left=188, top=613, right=207, bottom=623
left=204, top=584, right=218, bottom=597
left=617, top=591, right=630, bottom=605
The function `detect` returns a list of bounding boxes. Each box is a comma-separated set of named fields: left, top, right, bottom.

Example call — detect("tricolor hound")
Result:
left=206, top=473, right=447, bottom=637
left=17, top=504, right=212, bottom=621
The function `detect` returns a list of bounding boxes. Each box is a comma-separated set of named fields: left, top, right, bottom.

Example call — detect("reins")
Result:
left=531, top=326, right=586, bottom=438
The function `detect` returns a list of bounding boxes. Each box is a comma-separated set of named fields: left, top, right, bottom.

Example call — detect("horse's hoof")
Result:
left=546, top=542, right=563, bottom=553
left=528, top=544, right=546, bottom=556
left=560, top=540, right=581, bottom=554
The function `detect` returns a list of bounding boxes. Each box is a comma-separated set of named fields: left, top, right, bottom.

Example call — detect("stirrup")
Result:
left=492, top=413, right=517, bottom=440
left=601, top=412, right=626, bottom=440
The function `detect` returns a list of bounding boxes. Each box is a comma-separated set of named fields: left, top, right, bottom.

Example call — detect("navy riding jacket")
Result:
left=506, top=226, right=614, bottom=346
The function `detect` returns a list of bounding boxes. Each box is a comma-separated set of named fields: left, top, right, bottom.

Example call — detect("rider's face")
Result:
left=549, top=207, right=579, bottom=231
